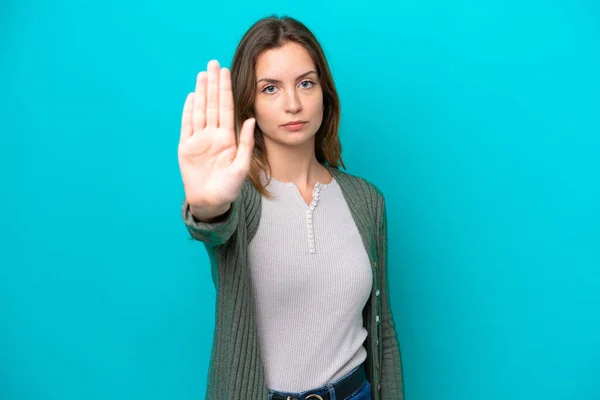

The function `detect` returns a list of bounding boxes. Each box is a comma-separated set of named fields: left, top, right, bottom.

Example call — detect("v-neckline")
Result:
left=265, top=174, right=336, bottom=208
left=247, top=165, right=376, bottom=259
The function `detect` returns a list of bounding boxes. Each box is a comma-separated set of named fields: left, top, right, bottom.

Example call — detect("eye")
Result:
left=262, top=85, right=277, bottom=94
left=299, top=80, right=315, bottom=89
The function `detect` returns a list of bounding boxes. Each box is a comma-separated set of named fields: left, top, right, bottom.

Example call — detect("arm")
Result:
left=182, top=196, right=241, bottom=247
left=178, top=60, right=255, bottom=248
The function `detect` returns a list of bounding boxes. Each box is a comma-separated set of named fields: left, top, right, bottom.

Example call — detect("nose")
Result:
left=283, top=88, right=302, bottom=114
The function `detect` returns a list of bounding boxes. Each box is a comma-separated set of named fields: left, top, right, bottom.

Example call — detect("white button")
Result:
left=308, top=234, right=313, bottom=238
left=309, top=239, right=314, bottom=243
left=310, top=249, right=315, bottom=254
left=315, top=188, right=320, bottom=193
left=376, top=315, right=380, bottom=323
left=309, top=243, right=314, bottom=248
left=376, top=289, right=380, bottom=296
left=305, top=210, right=311, bottom=215
left=309, top=206, right=315, bottom=211
left=307, top=215, right=312, bottom=220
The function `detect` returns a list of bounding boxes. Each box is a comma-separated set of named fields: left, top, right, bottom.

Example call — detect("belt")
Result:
left=270, top=364, right=367, bottom=400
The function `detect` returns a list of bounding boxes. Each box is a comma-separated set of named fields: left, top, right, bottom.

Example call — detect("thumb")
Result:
left=232, top=118, right=255, bottom=173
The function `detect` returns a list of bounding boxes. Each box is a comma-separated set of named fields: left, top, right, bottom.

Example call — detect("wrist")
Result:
left=188, top=202, right=231, bottom=223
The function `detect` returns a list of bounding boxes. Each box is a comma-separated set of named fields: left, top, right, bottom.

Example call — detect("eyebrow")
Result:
left=256, top=70, right=317, bottom=85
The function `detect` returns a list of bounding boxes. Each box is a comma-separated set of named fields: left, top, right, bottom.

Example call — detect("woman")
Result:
left=178, top=15, right=404, bottom=400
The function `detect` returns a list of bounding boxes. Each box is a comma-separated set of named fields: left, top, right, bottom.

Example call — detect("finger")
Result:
left=180, top=92, right=194, bottom=142
left=193, top=71, right=207, bottom=132
left=206, top=60, right=220, bottom=128
left=219, top=68, right=234, bottom=132
left=232, top=118, right=255, bottom=173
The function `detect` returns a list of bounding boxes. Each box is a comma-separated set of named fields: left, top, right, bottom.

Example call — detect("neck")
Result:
left=264, top=138, right=333, bottom=189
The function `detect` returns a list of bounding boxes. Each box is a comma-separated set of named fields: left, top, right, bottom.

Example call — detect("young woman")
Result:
left=178, top=16, right=404, bottom=400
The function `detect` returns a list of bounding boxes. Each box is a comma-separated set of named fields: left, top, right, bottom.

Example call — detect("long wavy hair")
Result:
left=230, top=15, right=345, bottom=198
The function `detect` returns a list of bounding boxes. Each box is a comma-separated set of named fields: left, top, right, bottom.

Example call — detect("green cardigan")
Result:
left=182, top=166, right=405, bottom=400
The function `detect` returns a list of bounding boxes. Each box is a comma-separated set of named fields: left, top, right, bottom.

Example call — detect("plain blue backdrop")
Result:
left=1, top=1, right=599, bottom=399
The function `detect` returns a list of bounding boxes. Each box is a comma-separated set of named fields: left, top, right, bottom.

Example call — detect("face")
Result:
left=253, top=41, right=324, bottom=149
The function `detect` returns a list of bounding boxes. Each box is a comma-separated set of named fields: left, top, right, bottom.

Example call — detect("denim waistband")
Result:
left=268, top=364, right=365, bottom=400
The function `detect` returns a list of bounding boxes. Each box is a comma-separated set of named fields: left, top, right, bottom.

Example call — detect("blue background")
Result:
left=1, top=1, right=599, bottom=399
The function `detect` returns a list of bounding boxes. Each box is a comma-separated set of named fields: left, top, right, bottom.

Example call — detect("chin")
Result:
left=279, top=131, right=317, bottom=147
left=263, top=127, right=317, bottom=148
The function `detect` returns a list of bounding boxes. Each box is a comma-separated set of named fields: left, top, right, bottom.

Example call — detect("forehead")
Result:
left=255, top=41, right=316, bottom=78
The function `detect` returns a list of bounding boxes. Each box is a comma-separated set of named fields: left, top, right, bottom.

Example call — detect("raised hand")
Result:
left=178, top=60, right=255, bottom=220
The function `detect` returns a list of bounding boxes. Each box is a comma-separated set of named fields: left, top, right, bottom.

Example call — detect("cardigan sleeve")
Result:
left=378, top=194, right=406, bottom=399
left=181, top=195, right=241, bottom=247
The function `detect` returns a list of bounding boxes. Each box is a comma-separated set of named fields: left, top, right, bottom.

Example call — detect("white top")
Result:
left=247, top=172, right=373, bottom=392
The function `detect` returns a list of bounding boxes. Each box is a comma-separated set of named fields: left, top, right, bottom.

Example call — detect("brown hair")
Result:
left=230, top=15, right=346, bottom=198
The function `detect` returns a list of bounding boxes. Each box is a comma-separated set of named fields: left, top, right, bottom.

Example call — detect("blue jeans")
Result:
left=268, top=365, right=372, bottom=400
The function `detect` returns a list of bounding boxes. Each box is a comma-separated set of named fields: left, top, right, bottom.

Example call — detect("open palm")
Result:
left=178, top=60, right=255, bottom=209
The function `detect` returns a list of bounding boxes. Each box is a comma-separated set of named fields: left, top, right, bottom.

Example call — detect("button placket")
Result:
left=306, top=184, right=321, bottom=254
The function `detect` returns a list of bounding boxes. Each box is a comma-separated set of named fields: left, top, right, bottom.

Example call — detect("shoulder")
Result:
left=239, top=178, right=262, bottom=239
left=239, top=178, right=261, bottom=213
left=328, top=167, right=386, bottom=205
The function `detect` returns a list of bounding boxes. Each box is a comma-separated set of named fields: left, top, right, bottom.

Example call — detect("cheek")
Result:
left=307, top=93, right=324, bottom=117
left=253, top=99, right=281, bottom=136
left=254, top=98, right=278, bottom=123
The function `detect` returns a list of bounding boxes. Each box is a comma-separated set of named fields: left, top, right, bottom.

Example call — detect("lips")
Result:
left=282, top=120, right=307, bottom=127
left=281, top=121, right=307, bottom=131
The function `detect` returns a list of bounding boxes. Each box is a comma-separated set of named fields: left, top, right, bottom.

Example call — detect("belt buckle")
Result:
left=281, top=394, right=324, bottom=400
